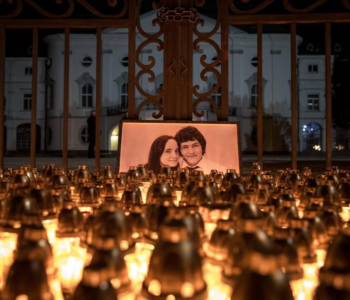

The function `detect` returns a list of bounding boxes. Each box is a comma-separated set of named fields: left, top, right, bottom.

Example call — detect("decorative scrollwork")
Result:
left=341, top=0, right=350, bottom=10
left=282, top=0, right=327, bottom=13
left=229, top=0, right=274, bottom=15
left=157, top=7, right=200, bottom=23
left=194, top=0, right=205, bottom=7
left=135, top=0, right=164, bottom=119
left=229, top=0, right=335, bottom=14
left=0, top=0, right=128, bottom=19
left=193, top=0, right=222, bottom=120
left=76, top=0, right=127, bottom=18
left=0, top=0, right=22, bottom=19
left=193, top=98, right=220, bottom=118
left=24, top=0, right=74, bottom=18
left=193, top=68, right=221, bottom=98
left=152, top=0, right=163, bottom=9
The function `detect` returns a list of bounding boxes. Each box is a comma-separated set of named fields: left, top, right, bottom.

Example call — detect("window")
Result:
left=120, top=83, right=128, bottom=109
left=307, top=94, right=319, bottom=111
left=23, top=94, right=32, bottom=110
left=211, top=84, right=222, bottom=107
left=81, top=57, right=92, bottom=67
left=251, top=57, right=258, bottom=67
left=121, top=56, right=129, bottom=67
left=308, top=65, right=318, bottom=73
left=250, top=84, right=257, bottom=108
left=82, top=84, right=93, bottom=108
left=80, top=127, right=89, bottom=144
left=25, top=67, right=32, bottom=75
left=302, top=123, right=322, bottom=152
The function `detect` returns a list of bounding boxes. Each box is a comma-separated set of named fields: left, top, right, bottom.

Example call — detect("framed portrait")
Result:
left=118, top=120, right=242, bottom=175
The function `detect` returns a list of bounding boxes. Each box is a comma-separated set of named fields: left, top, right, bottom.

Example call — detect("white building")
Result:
left=3, top=12, right=329, bottom=154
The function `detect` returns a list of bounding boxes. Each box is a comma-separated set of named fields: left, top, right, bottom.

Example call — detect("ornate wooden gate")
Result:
left=0, top=0, right=349, bottom=171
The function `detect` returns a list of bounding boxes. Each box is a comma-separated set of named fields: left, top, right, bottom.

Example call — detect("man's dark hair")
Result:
left=175, top=126, right=206, bottom=155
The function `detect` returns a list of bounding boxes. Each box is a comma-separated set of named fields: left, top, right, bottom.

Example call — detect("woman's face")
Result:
left=160, top=139, right=179, bottom=167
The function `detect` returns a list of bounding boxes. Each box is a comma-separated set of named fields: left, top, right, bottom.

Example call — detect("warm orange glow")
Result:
left=42, top=219, right=57, bottom=245
left=125, top=243, right=154, bottom=284
left=291, top=263, right=319, bottom=300
left=54, top=237, right=86, bottom=292
left=49, top=276, right=64, bottom=300
left=340, top=207, right=350, bottom=222
left=204, top=223, right=217, bottom=240
left=0, top=232, right=17, bottom=289
left=204, top=263, right=232, bottom=300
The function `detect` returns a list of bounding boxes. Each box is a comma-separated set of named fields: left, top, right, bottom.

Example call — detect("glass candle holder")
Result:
left=54, top=237, right=87, bottom=294
left=0, top=231, right=17, bottom=289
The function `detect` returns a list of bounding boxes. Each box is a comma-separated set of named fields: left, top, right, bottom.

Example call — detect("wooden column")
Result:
left=220, top=0, right=229, bottom=121
left=128, top=0, right=136, bottom=119
left=62, top=28, right=70, bottom=171
left=95, top=28, right=102, bottom=172
left=30, top=28, right=38, bottom=168
left=0, top=28, right=5, bottom=170
left=291, top=23, right=297, bottom=170
left=257, top=24, right=263, bottom=168
left=325, top=22, right=332, bottom=167
left=163, top=0, right=194, bottom=120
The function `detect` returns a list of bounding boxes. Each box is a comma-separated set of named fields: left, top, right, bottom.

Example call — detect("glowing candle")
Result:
left=54, top=237, right=86, bottom=293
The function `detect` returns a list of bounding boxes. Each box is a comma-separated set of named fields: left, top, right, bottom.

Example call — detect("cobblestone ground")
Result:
left=4, top=155, right=350, bottom=175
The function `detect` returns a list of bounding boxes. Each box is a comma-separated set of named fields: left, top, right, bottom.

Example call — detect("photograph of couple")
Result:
left=119, top=121, right=240, bottom=175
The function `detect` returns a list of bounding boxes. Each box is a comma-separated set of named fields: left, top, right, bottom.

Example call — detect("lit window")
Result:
left=23, top=94, right=32, bottom=110
left=82, top=84, right=93, bottom=108
left=120, top=83, right=128, bottom=109
left=307, top=94, right=319, bottom=111
left=25, top=67, right=32, bottom=75
left=250, top=84, right=257, bottom=108
left=308, top=65, right=318, bottom=73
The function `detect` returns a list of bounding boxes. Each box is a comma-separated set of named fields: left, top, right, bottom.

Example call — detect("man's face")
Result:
left=92, top=111, right=96, bottom=116
left=180, top=139, right=203, bottom=166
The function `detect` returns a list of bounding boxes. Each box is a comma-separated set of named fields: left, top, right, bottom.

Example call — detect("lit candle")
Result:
left=54, top=237, right=86, bottom=293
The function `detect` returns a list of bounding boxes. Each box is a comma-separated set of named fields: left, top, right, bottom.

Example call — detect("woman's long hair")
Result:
left=147, top=135, right=179, bottom=174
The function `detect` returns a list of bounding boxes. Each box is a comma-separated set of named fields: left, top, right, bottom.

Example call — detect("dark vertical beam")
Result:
left=95, top=28, right=102, bottom=172
left=325, top=22, right=332, bottom=167
left=291, top=23, right=297, bottom=170
left=220, top=0, right=229, bottom=121
left=257, top=24, right=263, bottom=168
left=30, top=28, right=38, bottom=168
left=62, top=28, right=70, bottom=171
left=128, top=0, right=136, bottom=119
left=0, top=28, right=5, bottom=170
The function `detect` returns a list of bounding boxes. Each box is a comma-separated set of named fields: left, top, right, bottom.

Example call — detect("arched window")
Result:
left=82, top=83, right=93, bottom=108
left=250, top=84, right=257, bottom=108
left=75, top=72, right=96, bottom=108
left=121, top=83, right=128, bottom=109
left=302, top=123, right=322, bottom=152
left=211, top=84, right=222, bottom=108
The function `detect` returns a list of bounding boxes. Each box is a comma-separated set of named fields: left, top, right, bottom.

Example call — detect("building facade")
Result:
left=4, top=12, right=330, bottom=154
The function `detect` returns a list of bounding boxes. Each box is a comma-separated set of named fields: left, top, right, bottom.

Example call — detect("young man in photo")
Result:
left=175, top=126, right=225, bottom=174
